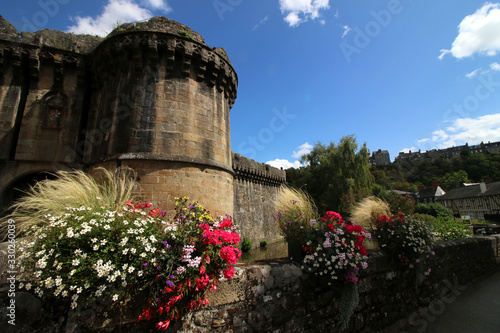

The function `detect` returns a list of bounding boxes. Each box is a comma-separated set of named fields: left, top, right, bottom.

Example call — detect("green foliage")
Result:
left=259, top=239, right=268, bottom=247
left=440, top=170, right=470, bottom=190
left=375, top=214, right=433, bottom=275
left=16, top=197, right=241, bottom=330
left=273, top=186, right=317, bottom=239
left=338, top=283, right=359, bottom=332
left=395, top=153, right=500, bottom=188
left=287, top=135, right=373, bottom=213
left=241, top=237, right=253, bottom=252
left=178, top=30, right=194, bottom=40
left=384, top=193, right=415, bottom=216
left=414, top=203, right=453, bottom=217
left=416, top=213, right=472, bottom=240
left=0, top=167, right=137, bottom=237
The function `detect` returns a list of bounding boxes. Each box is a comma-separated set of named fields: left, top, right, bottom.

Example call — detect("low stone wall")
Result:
left=1, top=237, right=498, bottom=333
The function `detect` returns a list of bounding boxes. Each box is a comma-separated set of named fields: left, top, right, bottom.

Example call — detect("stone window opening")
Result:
left=42, top=91, right=68, bottom=129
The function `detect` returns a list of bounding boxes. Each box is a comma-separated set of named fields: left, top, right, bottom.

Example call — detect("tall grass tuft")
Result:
left=350, top=196, right=391, bottom=229
left=0, top=167, right=137, bottom=237
left=273, top=186, right=317, bottom=224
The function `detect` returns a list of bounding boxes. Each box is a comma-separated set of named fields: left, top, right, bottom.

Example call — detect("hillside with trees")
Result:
left=286, top=136, right=500, bottom=215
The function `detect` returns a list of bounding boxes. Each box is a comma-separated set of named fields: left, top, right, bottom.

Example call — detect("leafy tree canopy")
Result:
left=286, top=135, right=373, bottom=214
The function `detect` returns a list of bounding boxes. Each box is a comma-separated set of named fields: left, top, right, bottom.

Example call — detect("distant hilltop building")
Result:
left=369, top=149, right=391, bottom=166
left=394, top=140, right=500, bottom=164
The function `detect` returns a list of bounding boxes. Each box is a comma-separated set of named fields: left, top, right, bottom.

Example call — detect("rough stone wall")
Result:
left=2, top=237, right=497, bottom=333
left=233, top=153, right=286, bottom=246
left=0, top=15, right=285, bottom=240
left=0, top=16, right=94, bottom=212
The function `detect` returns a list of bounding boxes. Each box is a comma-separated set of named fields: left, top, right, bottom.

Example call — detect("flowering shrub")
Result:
left=300, top=211, right=370, bottom=284
left=17, top=197, right=240, bottom=331
left=273, top=203, right=311, bottom=240
left=375, top=213, right=433, bottom=274
left=273, top=186, right=317, bottom=240
left=414, top=213, right=472, bottom=241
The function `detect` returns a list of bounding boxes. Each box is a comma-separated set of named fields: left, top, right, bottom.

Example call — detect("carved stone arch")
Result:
left=41, top=90, right=68, bottom=128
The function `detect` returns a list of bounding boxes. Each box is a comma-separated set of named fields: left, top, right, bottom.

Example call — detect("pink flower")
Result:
left=220, top=246, right=241, bottom=265
left=219, top=218, right=232, bottom=229
left=223, top=266, right=235, bottom=279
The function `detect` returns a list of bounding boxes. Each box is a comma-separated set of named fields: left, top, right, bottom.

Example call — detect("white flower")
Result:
left=72, top=259, right=80, bottom=266
left=112, top=294, right=119, bottom=301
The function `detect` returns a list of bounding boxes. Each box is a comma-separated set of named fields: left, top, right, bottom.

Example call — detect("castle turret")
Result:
left=86, top=17, right=238, bottom=214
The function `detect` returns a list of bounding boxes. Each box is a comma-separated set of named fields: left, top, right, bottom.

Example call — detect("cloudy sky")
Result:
left=3, top=1, right=500, bottom=168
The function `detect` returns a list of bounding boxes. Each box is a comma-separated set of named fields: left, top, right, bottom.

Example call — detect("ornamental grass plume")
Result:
left=273, top=186, right=318, bottom=239
left=0, top=167, right=137, bottom=237
left=274, top=186, right=317, bottom=223
left=350, top=196, right=390, bottom=230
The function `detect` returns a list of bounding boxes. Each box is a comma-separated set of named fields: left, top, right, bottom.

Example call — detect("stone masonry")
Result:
left=0, top=15, right=286, bottom=243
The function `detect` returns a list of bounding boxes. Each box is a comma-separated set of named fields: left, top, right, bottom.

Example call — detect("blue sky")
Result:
left=2, top=0, right=500, bottom=168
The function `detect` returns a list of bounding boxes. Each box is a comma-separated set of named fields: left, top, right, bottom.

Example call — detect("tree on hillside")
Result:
left=286, top=135, right=373, bottom=213
left=440, top=170, right=470, bottom=190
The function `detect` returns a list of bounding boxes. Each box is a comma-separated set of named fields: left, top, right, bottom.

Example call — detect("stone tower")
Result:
left=85, top=18, right=238, bottom=215
left=0, top=16, right=285, bottom=244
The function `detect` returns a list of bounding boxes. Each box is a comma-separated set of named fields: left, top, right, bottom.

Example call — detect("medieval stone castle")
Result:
left=0, top=16, right=285, bottom=244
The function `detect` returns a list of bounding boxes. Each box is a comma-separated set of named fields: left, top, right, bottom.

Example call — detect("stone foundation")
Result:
left=1, top=237, right=498, bottom=333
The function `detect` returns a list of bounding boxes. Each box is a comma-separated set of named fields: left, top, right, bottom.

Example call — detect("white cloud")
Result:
left=401, top=147, right=418, bottom=153
left=292, top=142, right=313, bottom=158
left=253, top=15, right=269, bottom=31
left=279, top=0, right=330, bottom=27
left=143, top=0, right=171, bottom=12
left=465, top=68, right=481, bottom=78
left=491, top=62, right=500, bottom=71
left=432, top=130, right=449, bottom=143
left=417, top=138, right=430, bottom=143
left=341, top=25, right=351, bottom=38
left=413, top=113, right=500, bottom=150
left=265, top=159, right=302, bottom=169
left=67, top=0, right=172, bottom=37
left=265, top=142, right=313, bottom=170
left=439, top=3, right=500, bottom=59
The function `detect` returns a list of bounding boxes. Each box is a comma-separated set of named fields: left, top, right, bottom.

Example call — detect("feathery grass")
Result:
left=350, top=196, right=391, bottom=229
left=274, top=186, right=317, bottom=224
left=0, top=167, right=137, bottom=237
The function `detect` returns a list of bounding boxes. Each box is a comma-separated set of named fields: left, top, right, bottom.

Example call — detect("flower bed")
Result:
left=16, top=197, right=241, bottom=331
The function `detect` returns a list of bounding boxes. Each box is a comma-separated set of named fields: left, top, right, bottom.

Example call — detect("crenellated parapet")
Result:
left=92, top=17, right=237, bottom=108
left=232, top=153, right=286, bottom=187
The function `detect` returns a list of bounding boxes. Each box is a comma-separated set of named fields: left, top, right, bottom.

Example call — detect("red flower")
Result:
left=219, top=218, right=232, bottom=229
left=327, top=224, right=335, bottom=231
left=220, top=246, right=241, bottom=264
left=223, top=266, right=235, bottom=279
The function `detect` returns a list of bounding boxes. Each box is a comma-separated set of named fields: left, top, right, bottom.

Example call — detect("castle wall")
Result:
left=0, top=16, right=285, bottom=242
left=232, top=153, right=286, bottom=245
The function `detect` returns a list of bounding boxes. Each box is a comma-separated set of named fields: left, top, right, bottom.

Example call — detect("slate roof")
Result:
left=436, top=181, right=500, bottom=201
left=417, top=186, right=445, bottom=200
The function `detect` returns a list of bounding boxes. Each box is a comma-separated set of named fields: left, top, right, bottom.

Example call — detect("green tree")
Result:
left=288, top=135, right=373, bottom=213
left=440, top=170, right=470, bottom=190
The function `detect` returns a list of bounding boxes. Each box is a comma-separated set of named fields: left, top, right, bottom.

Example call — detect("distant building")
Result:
left=416, top=180, right=446, bottom=204
left=369, top=149, right=391, bottom=166
left=436, top=179, right=500, bottom=222
left=394, top=140, right=500, bottom=164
